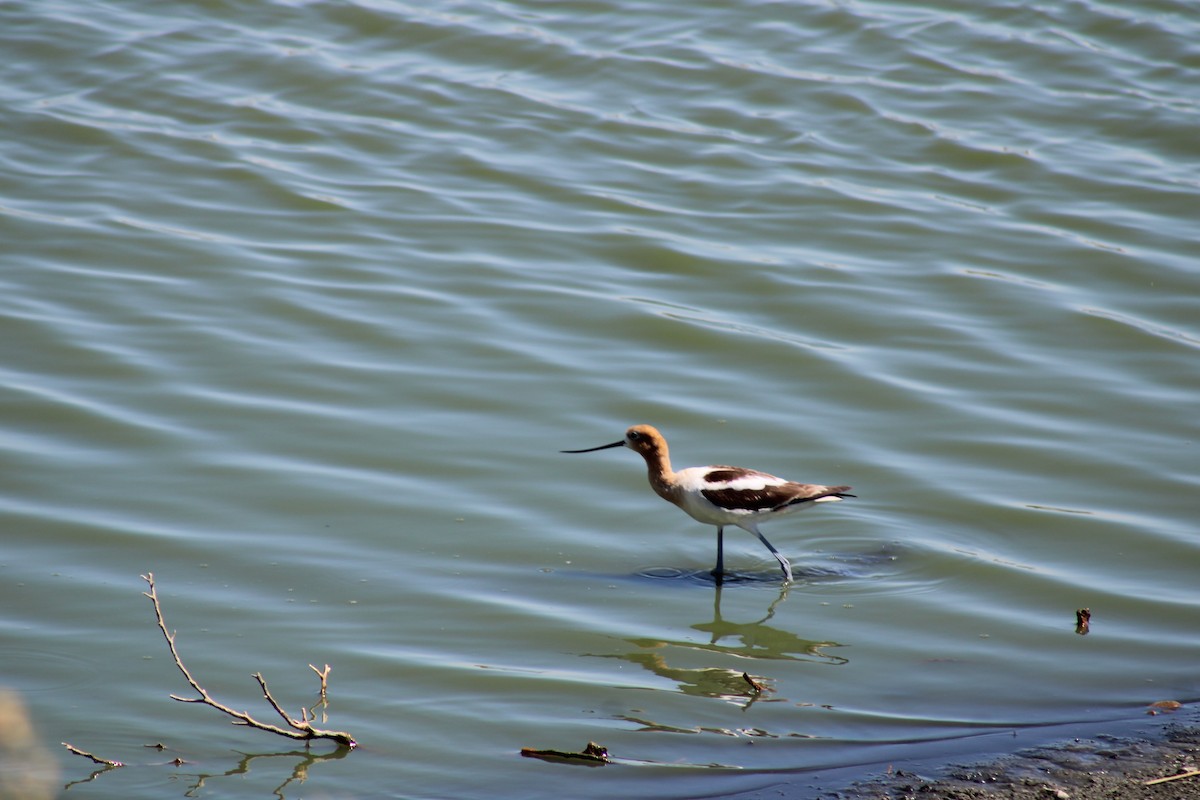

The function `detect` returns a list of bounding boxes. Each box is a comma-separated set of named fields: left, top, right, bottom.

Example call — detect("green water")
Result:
left=1, top=1, right=1197, bottom=798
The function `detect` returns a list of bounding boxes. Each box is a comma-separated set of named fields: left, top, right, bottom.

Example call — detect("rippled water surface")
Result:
left=2, top=1, right=1198, bottom=798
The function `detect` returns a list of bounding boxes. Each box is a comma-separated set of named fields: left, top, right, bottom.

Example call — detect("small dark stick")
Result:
left=520, top=741, right=609, bottom=765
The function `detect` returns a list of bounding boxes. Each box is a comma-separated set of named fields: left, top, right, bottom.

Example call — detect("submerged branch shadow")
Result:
left=176, top=746, right=352, bottom=799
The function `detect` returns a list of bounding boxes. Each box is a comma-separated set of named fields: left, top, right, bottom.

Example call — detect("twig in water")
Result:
left=141, top=572, right=356, bottom=749
left=309, top=664, right=331, bottom=700
left=62, top=743, right=124, bottom=767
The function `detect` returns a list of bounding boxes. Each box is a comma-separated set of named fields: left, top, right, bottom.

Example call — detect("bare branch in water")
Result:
left=141, top=572, right=356, bottom=749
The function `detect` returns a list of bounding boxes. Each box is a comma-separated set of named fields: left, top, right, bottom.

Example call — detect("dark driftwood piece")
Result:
left=520, top=741, right=609, bottom=765
left=141, top=572, right=356, bottom=749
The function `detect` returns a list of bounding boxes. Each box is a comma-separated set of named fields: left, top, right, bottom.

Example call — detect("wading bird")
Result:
left=563, top=424, right=853, bottom=583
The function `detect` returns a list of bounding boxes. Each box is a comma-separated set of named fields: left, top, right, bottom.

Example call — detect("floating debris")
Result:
left=1074, top=608, right=1091, bottom=635
left=1147, top=700, right=1182, bottom=715
left=520, top=741, right=609, bottom=766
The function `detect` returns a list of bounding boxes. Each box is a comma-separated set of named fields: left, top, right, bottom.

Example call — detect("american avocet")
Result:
left=562, top=424, right=854, bottom=583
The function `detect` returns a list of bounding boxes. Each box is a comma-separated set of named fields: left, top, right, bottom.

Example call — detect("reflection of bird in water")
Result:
left=563, top=424, right=854, bottom=582
left=617, top=649, right=770, bottom=703
left=690, top=582, right=847, bottom=664
left=603, top=583, right=846, bottom=716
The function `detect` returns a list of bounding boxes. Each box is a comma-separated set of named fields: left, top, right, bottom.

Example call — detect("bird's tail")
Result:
left=774, top=485, right=855, bottom=511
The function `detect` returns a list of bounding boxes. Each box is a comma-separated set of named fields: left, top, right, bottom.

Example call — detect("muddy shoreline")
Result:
left=836, top=722, right=1200, bottom=800
left=732, top=707, right=1199, bottom=800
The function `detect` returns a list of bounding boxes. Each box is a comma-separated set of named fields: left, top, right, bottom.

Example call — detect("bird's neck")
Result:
left=640, top=445, right=676, bottom=501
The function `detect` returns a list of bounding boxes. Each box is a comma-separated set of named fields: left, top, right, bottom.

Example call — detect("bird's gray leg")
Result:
left=711, top=526, right=725, bottom=582
left=750, top=528, right=793, bottom=583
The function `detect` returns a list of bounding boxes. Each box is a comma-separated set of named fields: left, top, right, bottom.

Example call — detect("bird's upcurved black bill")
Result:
left=561, top=440, right=626, bottom=454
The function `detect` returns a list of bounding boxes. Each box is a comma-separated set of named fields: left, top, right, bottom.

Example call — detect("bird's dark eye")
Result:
left=628, top=431, right=641, bottom=441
